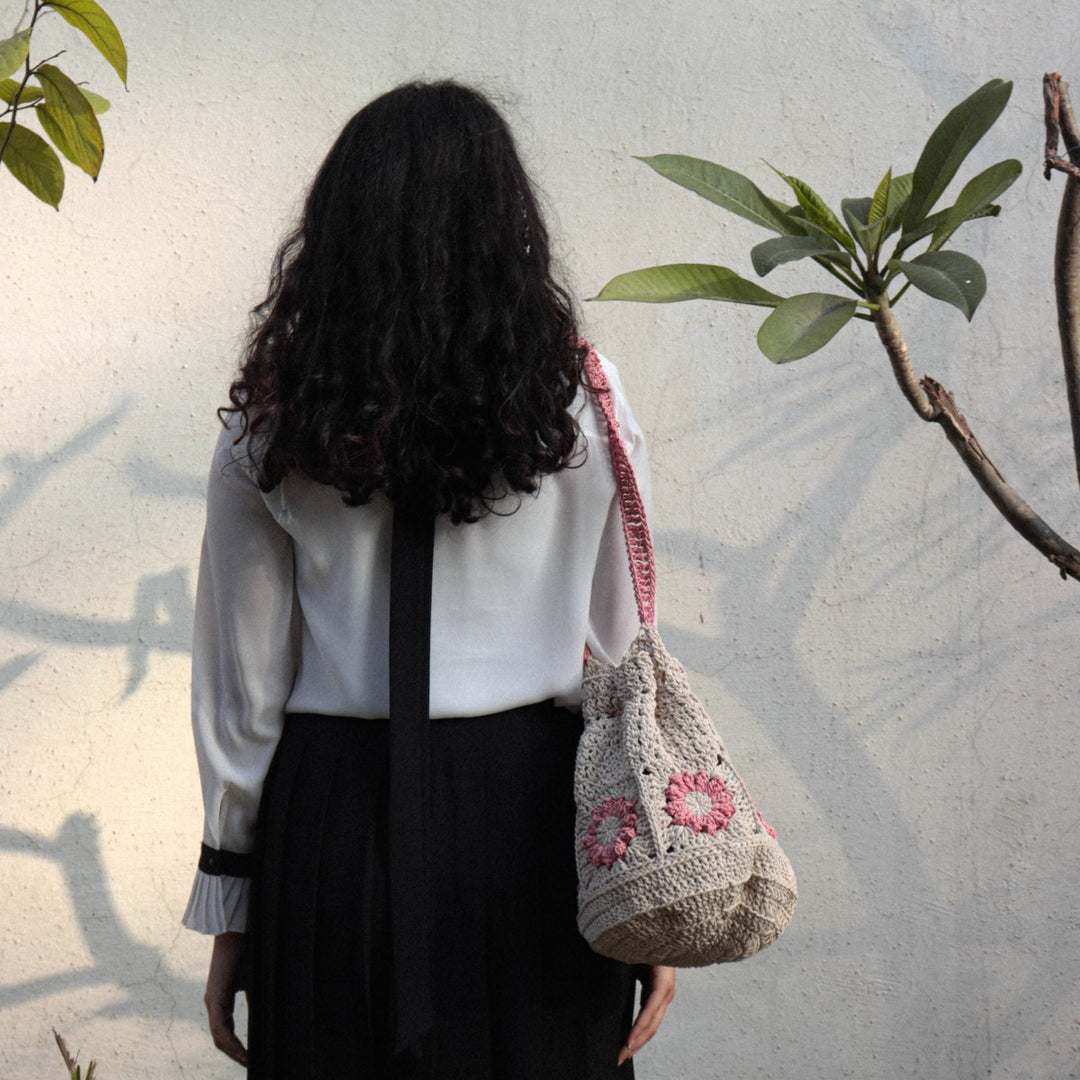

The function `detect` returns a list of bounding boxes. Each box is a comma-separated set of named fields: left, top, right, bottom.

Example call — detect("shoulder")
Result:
left=574, top=348, right=646, bottom=451
left=206, top=413, right=265, bottom=497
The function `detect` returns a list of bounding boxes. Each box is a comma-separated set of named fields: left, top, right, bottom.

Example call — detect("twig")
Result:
left=921, top=377, right=1080, bottom=580
left=1044, top=74, right=1080, bottom=490
left=1044, top=72, right=1062, bottom=179
left=53, top=1029, right=76, bottom=1071
left=870, top=276, right=1080, bottom=581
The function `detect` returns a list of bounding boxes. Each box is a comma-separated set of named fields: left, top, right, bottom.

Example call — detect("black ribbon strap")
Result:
left=197, top=843, right=253, bottom=878
left=388, top=508, right=436, bottom=1057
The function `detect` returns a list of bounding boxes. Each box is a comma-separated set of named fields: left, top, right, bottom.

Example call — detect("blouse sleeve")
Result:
left=182, top=427, right=300, bottom=935
left=585, top=358, right=653, bottom=665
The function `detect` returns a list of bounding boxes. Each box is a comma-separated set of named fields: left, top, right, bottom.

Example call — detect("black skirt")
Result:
left=247, top=702, right=638, bottom=1079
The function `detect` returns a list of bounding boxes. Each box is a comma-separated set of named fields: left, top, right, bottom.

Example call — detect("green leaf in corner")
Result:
left=756, top=292, right=857, bottom=362
left=35, top=63, right=103, bottom=177
left=0, top=77, right=43, bottom=105
left=766, top=163, right=855, bottom=252
left=750, top=235, right=852, bottom=276
left=890, top=251, right=987, bottom=320
left=903, top=79, right=1012, bottom=232
left=594, top=263, right=784, bottom=307
left=78, top=86, right=110, bottom=113
left=869, top=167, right=892, bottom=224
left=637, top=154, right=798, bottom=234
left=0, top=121, right=64, bottom=206
left=44, top=0, right=127, bottom=85
left=0, top=29, right=30, bottom=81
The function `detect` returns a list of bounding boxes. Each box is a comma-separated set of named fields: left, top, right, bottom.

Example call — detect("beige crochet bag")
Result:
left=574, top=348, right=797, bottom=966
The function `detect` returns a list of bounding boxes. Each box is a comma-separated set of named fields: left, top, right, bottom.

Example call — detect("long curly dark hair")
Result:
left=222, top=80, right=588, bottom=523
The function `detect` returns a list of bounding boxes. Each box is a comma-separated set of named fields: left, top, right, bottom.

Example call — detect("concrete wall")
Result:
left=2, top=0, right=1078, bottom=1076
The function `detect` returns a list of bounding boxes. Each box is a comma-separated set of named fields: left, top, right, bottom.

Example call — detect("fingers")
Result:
left=205, top=931, right=249, bottom=1067
left=617, top=966, right=675, bottom=1067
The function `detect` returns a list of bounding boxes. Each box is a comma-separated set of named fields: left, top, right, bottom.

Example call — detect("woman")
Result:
left=182, top=80, right=674, bottom=1077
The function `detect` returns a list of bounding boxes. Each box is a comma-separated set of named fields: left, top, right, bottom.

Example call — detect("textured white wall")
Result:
left=2, top=0, right=1078, bottom=1077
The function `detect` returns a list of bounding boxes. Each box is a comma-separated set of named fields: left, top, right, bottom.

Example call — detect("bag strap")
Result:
left=583, top=344, right=657, bottom=628
left=388, top=507, right=435, bottom=1058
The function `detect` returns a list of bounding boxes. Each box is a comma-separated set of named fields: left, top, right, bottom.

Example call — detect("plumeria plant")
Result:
left=0, top=0, right=127, bottom=208
left=597, top=77, right=1080, bottom=582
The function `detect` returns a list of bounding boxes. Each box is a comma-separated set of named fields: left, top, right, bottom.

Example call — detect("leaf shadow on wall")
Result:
left=651, top=343, right=1079, bottom=1072
left=0, top=569, right=194, bottom=698
left=0, top=401, right=197, bottom=698
left=0, top=404, right=207, bottom=1031
left=0, top=814, right=207, bottom=1028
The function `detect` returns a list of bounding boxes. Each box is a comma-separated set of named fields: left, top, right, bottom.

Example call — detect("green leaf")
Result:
left=637, top=154, right=797, bottom=234
left=882, top=172, right=913, bottom=240
left=898, top=203, right=1007, bottom=257
left=35, top=63, right=103, bottom=177
left=594, top=263, right=784, bottom=307
left=841, top=197, right=884, bottom=258
left=780, top=206, right=848, bottom=252
left=0, top=29, right=30, bottom=80
left=78, top=86, right=110, bottom=113
left=842, top=197, right=871, bottom=227
left=44, top=0, right=127, bottom=85
left=756, top=292, right=857, bottom=362
left=0, top=121, right=64, bottom=206
left=907, top=207, right=1003, bottom=261
left=750, top=235, right=852, bottom=276
left=890, top=251, right=987, bottom=320
left=869, top=167, right=892, bottom=224
left=927, top=158, right=1021, bottom=250
left=766, top=163, right=855, bottom=251
left=767, top=195, right=798, bottom=218
left=0, top=78, right=43, bottom=105
left=903, top=79, right=1012, bottom=232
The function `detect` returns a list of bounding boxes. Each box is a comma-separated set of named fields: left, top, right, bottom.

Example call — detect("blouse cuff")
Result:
left=182, top=867, right=251, bottom=934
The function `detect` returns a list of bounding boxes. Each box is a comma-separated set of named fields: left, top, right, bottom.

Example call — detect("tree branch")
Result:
left=871, top=292, right=937, bottom=420
left=921, top=377, right=1080, bottom=580
left=870, top=272, right=1080, bottom=581
left=1044, top=73, right=1080, bottom=491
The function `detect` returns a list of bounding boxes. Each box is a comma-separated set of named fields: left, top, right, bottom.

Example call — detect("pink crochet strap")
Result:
left=583, top=344, right=656, bottom=627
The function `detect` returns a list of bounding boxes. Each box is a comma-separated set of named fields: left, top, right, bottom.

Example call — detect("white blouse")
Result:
left=182, top=355, right=651, bottom=934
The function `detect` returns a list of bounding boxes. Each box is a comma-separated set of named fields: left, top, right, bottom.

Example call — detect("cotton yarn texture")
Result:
left=574, top=346, right=798, bottom=967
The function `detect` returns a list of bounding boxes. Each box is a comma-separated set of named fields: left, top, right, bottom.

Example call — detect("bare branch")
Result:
left=922, top=377, right=1080, bottom=580
left=869, top=264, right=1080, bottom=581
left=1043, top=75, right=1080, bottom=490
left=53, top=1028, right=77, bottom=1071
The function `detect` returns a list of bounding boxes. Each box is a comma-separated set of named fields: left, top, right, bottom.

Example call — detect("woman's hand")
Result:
left=618, top=965, right=675, bottom=1067
left=205, top=931, right=248, bottom=1066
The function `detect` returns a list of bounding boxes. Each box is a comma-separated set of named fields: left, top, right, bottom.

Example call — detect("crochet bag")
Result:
left=574, top=347, right=798, bottom=967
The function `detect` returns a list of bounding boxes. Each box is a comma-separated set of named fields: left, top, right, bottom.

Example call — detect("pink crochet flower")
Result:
left=583, top=795, right=638, bottom=869
left=664, top=770, right=736, bottom=835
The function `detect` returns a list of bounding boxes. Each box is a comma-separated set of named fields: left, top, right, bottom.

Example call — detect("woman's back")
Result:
left=186, top=80, right=673, bottom=1078
left=196, top=356, right=648, bottom=726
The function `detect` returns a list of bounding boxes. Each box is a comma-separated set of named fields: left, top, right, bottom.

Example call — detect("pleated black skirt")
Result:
left=247, top=702, right=637, bottom=1079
